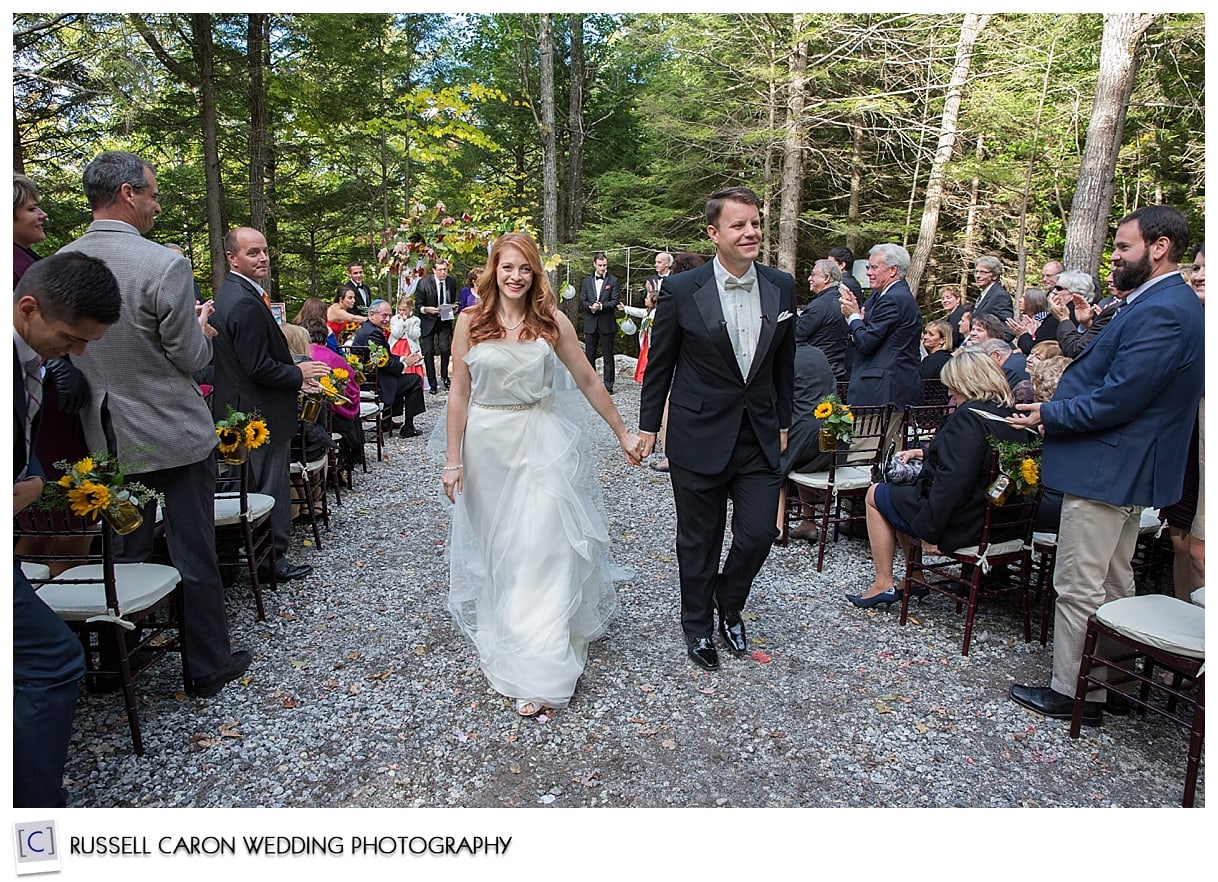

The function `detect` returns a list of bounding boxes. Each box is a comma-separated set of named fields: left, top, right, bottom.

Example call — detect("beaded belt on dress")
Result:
left=471, top=400, right=539, bottom=411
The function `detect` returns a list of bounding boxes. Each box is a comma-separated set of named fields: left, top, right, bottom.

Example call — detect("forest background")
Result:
left=11, top=11, right=1205, bottom=328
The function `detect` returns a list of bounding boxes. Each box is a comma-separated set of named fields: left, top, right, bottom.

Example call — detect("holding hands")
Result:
left=618, top=430, right=644, bottom=466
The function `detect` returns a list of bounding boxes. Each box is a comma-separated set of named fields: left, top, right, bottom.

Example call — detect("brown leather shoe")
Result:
left=789, top=521, right=820, bottom=542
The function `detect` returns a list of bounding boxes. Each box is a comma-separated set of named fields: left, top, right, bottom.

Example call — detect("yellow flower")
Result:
left=375, top=354, right=389, bottom=368
left=74, top=456, right=95, bottom=475
left=217, top=427, right=243, bottom=454
left=346, top=354, right=361, bottom=368
left=332, top=367, right=349, bottom=382
left=814, top=401, right=833, bottom=420
left=245, top=420, right=270, bottom=450
left=1020, top=458, right=1039, bottom=487
left=319, top=375, right=337, bottom=394
left=58, top=474, right=75, bottom=488
left=68, top=481, right=110, bottom=518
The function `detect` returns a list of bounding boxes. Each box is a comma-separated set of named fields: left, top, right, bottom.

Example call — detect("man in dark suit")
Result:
left=639, top=186, right=796, bottom=671
left=838, top=243, right=924, bottom=407
left=971, top=255, right=1015, bottom=338
left=352, top=299, right=426, bottom=437
left=799, top=258, right=850, bottom=381
left=211, top=227, right=330, bottom=582
left=580, top=252, right=621, bottom=393
left=13, top=252, right=121, bottom=807
left=62, top=150, right=248, bottom=699
left=1008, top=205, right=1204, bottom=725
left=415, top=258, right=459, bottom=393
left=829, top=245, right=864, bottom=301
left=341, top=261, right=372, bottom=315
left=643, top=250, right=673, bottom=300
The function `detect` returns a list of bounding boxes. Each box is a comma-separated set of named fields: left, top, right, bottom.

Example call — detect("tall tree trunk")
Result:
left=907, top=13, right=990, bottom=295
left=1063, top=13, right=1158, bottom=276
left=846, top=120, right=863, bottom=257
left=776, top=14, right=807, bottom=276
left=247, top=14, right=268, bottom=234
left=566, top=14, right=585, bottom=241
left=762, top=75, right=779, bottom=268
left=1015, top=39, right=1057, bottom=300
left=539, top=14, right=558, bottom=257
left=962, top=134, right=984, bottom=292
left=188, top=14, right=226, bottom=292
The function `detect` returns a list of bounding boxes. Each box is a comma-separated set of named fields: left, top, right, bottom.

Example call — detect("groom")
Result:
left=638, top=186, right=796, bottom=670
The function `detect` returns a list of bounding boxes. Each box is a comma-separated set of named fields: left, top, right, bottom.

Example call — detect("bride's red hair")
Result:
left=466, top=232, right=560, bottom=347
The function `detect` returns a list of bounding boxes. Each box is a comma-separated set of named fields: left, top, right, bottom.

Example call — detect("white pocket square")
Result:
left=776, top=311, right=793, bottom=322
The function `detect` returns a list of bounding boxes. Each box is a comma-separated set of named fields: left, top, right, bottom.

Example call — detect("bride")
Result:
left=442, top=232, right=643, bottom=717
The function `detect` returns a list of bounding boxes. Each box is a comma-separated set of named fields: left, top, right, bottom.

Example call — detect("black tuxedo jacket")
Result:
left=342, top=280, right=372, bottom=315
left=640, top=261, right=796, bottom=475
left=580, top=273, right=621, bottom=334
left=353, top=320, right=406, bottom=405
left=415, top=275, right=460, bottom=336
left=972, top=282, right=1015, bottom=333
left=210, top=272, right=302, bottom=439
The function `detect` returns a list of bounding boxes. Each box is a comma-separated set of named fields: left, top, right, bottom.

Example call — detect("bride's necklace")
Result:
left=498, top=312, right=525, bottom=331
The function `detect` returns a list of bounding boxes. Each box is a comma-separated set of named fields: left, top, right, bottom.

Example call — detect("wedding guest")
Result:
left=389, top=295, right=425, bottom=383
left=919, top=319, right=954, bottom=380
left=647, top=252, right=707, bottom=473
left=303, top=316, right=363, bottom=468
left=939, top=285, right=969, bottom=348
left=458, top=267, right=482, bottom=311
left=798, top=258, right=850, bottom=381
left=777, top=343, right=836, bottom=542
left=353, top=299, right=426, bottom=438
left=294, top=296, right=338, bottom=352
left=442, top=232, right=642, bottom=716
left=1007, top=287, right=1056, bottom=354
left=845, top=349, right=1031, bottom=609
left=14, top=173, right=48, bottom=284
left=618, top=284, right=657, bottom=384
left=327, top=286, right=364, bottom=344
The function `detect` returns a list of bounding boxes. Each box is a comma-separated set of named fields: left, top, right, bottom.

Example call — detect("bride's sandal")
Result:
left=515, top=700, right=542, bottom=717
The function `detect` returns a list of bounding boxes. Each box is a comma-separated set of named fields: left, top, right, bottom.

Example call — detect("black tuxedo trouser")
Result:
left=119, top=455, right=235, bottom=680
left=584, top=330, right=616, bottom=387
left=421, top=321, right=454, bottom=388
left=667, top=414, right=781, bottom=640
left=12, top=562, right=84, bottom=807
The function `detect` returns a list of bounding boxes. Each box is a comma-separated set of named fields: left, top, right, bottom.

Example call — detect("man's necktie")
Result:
left=24, top=358, right=43, bottom=460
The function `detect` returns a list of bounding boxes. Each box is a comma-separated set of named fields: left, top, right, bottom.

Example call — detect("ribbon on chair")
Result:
left=85, top=607, right=137, bottom=631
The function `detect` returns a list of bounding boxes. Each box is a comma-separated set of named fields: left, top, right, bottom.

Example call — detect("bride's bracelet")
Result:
left=442, top=465, right=464, bottom=472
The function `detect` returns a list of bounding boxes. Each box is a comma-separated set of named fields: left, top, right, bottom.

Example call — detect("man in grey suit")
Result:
left=60, top=150, right=250, bottom=697
left=971, top=255, right=1015, bottom=338
left=210, top=227, right=330, bottom=582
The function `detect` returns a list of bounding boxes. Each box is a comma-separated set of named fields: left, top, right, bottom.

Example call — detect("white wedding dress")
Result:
left=447, top=339, right=620, bottom=708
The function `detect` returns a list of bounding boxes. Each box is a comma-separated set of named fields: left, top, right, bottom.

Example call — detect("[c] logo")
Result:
left=12, top=820, right=61, bottom=875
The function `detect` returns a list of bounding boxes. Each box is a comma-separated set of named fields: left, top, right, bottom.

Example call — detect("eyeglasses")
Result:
left=1053, top=285, right=1069, bottom=292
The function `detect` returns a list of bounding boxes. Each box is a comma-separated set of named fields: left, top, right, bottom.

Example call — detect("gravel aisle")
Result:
left=64, top=364, right=1202, bottom=810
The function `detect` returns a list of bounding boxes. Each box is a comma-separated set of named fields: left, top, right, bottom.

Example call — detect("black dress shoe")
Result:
left=259, top=561, right=313, bottom=582
left=191, top=650, right=252, bottom=698
left=605, top=386, right=614, bottom=395
left=686, top=636, right=720, bottom=671
left=443, top=378, right=451, bottom=389
left=399, top=425, right=420, bottom=438
left=1009, top=684, right=1102, bottom=726
left=1103, top=692, right=1131, bottom=716
left=718, top=616, right=747, bottom=654
left=428, top=387, right=437, bottom=395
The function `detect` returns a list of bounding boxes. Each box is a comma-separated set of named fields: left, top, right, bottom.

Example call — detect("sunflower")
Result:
left=345, top=354, right=361, bottom=368
left=332, top=367, right=349, bottom=382
left=1020, top=457, right=1039, bottom=487
left=74, top=455, right=95, bottom=475
left=318, top=375, right=337, bottom=395
left=216, top=427, right=243, bottom=454
left=58, top=473, right=75, bottom=488
left=245, top=419, right=270, bottom=450
left=814, top=401, right=833, bottom=420
left=68, top=481, right=111, bottom=518
left=375, top=353, right=389, bottom=368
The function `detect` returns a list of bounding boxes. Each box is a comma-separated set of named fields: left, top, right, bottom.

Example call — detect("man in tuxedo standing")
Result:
left=61, top=150, right=250, bottom=699
left=838, top=243, right=924, bottom=407
left=415, top=258, right=459, bottom=393
left=971, top=255, right=1015, bottom=337
left=644, top=250, right=673, bottom=299
left=211, top=226, right=330, bottom=583
left=13, top=253, right=120, bottom=807
left=342, top=262, right=372, bottom=315
left=639, top=186, right=796, bottom=671
left=580, top=252, right=621, bottom=393
left=1008, top=205, right=1203, bottom=725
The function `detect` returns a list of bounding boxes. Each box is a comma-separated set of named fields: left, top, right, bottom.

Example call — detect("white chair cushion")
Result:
left=1096, top=594, right=1205, bottom=659
left=789, top=466, right=872, bottom=490
left=1191, top=587, right=1205, bottom=608
left=1032, top=532, right=1057, bottom=546
left=21, top=561, right=51, bottom=581
left=1139, top=508, right=1163, bottom=533
left=360, top=390, right=376, bottom=401
left=291, top=457, right=328, bottom=475
left=359, top=401, right=381, bottom=418
left=39, top=563, right=181, bottom=621
left=214, top=492, right=276, bottom=526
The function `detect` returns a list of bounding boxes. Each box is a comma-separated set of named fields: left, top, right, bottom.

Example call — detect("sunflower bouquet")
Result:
left=343, top=352, right=368, bottom=384
left=317, top=366, right=353, bottom=405
left=814, top=393, right=854, bottom=446
left=367, top=341, right=390, bottom=369
left=37, top=449, right=165, bottom=534
left=986, top=434, right=1041, bottom=505
left=214, top=405, right=270, bottom=461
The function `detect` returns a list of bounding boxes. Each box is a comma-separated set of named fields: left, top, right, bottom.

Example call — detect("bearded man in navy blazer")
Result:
left=838, top=243, right=924, bottom=407
left=1008, top=204, right=1203, bottom=725
left=639, top=186, right=796, bottom=671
